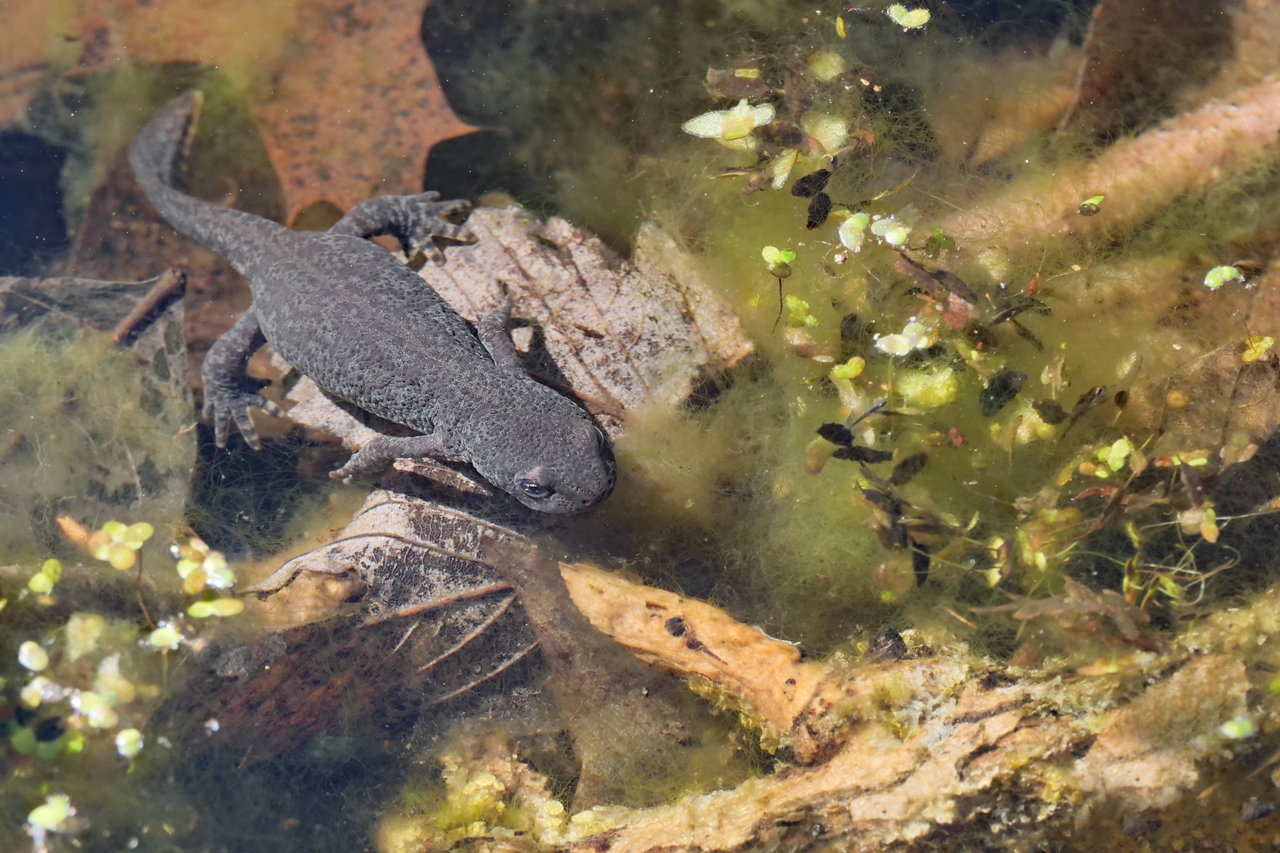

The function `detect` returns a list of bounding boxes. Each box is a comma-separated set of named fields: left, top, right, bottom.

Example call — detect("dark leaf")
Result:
left=791, top=169, right=832, bottom=198
left=807, top=192, right=833, bottom=229
left=890, top=452, right=930, bottom=486
left=817, top=422, right=855, bottom=447
left=911, top=544, right=930, bottom=587
left=1032, top=399, right=1069, bottom=424
left=979, top=370, right=1027, bottom=416
left=833, top=445, right=895, bottom=463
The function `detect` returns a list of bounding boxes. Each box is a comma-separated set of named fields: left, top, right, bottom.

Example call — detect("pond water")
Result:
left=4, top=1, right=1280, bottom=851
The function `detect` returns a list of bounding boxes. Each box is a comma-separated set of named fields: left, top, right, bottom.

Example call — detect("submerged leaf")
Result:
left=1205, top=265, right=1242, bottom=290
left=885, top=4, right=931, bottom=29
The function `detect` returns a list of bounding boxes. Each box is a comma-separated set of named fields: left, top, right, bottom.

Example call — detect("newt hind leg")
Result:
left=201, top=306, right=284, bottom=449
left=329, top=192, right=478, bottom=264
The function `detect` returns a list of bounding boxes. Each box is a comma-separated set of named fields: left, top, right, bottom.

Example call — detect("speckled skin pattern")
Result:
left=128, top=93, right=615, bottom=513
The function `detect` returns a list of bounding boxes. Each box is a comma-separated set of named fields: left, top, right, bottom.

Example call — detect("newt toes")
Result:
left=128, top=92, right=615, bottom=513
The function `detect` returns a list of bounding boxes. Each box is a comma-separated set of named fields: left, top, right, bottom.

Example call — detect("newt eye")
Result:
left=518, top=480, right=554, bottom=500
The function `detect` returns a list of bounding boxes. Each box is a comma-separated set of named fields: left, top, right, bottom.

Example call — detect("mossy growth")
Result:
left=0, top=325, right=193, bottom=569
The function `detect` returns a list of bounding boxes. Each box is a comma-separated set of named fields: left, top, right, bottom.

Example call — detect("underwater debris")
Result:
left=704, top=64, right=773, bottom=100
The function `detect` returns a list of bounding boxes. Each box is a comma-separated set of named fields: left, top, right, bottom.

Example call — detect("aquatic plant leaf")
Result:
left=885, top=4, right=931, bottom=30
left=1205, top=265, right=1242, bottom=290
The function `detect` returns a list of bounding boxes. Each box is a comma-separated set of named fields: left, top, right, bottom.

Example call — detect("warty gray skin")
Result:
left=127, top=93, right=616, bottom=514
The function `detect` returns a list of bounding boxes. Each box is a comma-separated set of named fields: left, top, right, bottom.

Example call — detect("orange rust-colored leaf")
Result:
left=10, top=0, right=474, bottom=221
left=253, top=0, right=477, bottom=221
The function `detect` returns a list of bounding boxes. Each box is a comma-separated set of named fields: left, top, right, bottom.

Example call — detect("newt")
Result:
left=128, top=93, right=615, bottom=513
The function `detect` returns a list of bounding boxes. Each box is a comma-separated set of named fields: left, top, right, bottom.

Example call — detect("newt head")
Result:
left=473, top=405, right=616, bottom=514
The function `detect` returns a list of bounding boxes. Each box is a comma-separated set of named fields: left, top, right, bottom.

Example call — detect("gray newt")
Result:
left=128, top=92, right=615, bottom=513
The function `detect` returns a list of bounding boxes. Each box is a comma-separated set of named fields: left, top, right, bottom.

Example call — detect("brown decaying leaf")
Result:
left=6, top=0, right=473, bottom=221
left=252, top=0, right=476, bottom=220
left=0, top=0, right=52, bottom=127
